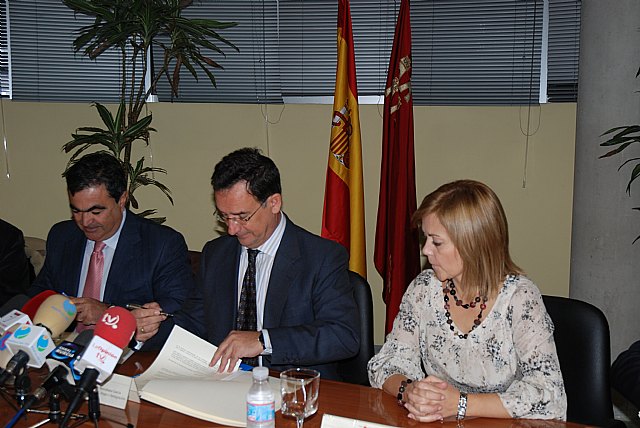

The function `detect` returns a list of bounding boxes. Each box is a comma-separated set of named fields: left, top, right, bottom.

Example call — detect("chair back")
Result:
left=542, top=295, right=623, bottom=427
left=337, top=271, right=375, bottom=386
left=188, top=250, right=201, bottom=278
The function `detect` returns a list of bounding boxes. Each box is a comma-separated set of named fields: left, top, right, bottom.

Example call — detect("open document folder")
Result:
left=135, top=325, right=281, bottom=427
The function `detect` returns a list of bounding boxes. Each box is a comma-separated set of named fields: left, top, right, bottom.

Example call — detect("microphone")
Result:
left=61, top=307, right=135, bottom=428
left=75, top=307, right=136, bottom=383
left=33, top=293, right=78, bottom=337
left=23, top=365, right=69, bottom=411
left=0, top=310, right=31, bottom=335
left=6, top=294, right=77, bottom=368
left=0, top=291, right=58, bottom=334
left=0, top=293, right=34, bottom=334
left=4, top=366, right=70, bottom=428
left=46, top=330, right=94, bottom=384
left=0, top=350, right=29, bottom=384
left=0, top=325, right=20, bottom=370
left=21, top=290, right=57, bottom=320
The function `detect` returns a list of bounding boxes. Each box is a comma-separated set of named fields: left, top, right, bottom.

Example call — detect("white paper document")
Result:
left=321, top=414, right=399, bottom=428
left=135, top=325, right=280, bottom=426
left=134, top=325, right=242, bottom=389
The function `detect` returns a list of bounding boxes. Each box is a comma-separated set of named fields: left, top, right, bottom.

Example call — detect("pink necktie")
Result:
left=77, top=241, right=105, bottom=332
left=83, top=241, right=106, bottom=300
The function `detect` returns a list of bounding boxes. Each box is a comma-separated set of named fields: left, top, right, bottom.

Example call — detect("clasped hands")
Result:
left=401, top=376, right=460, bottom=422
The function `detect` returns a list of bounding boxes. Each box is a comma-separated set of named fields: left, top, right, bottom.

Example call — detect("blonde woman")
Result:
left=368, top=180, right=566, bottom=421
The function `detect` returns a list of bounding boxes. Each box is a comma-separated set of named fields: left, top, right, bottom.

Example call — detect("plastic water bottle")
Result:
left=246, top=366, right=275, bottom=428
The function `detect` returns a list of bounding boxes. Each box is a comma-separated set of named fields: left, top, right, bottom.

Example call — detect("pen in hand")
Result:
left=125, top=303, right=174, bottom=318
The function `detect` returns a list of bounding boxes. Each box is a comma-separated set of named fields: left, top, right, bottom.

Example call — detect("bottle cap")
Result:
left=252, top=366, right=269, bottom=380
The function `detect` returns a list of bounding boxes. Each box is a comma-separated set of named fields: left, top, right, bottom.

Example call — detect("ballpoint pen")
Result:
left=125, top=303, right=174, bottom=318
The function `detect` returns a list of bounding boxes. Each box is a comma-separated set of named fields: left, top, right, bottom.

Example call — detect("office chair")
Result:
left=337, top=271, right=375, bottom=386
left=188, top=250, right=201, bottom=278
left=542, top=295, right=625, bottom=428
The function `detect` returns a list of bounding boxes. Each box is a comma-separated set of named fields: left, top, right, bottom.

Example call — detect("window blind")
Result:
left=3, top=0, right=580, bottom=105
left=0, top=0, right=10, bottom=97
left=8, top=1, right=125, bottom=102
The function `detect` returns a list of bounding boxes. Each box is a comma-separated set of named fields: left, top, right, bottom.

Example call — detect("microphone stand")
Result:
left=87, top=388, right=100, bottom=427
left=9, top=386, right=85, bottom=428
left=14, top=370, right=31, bottom=408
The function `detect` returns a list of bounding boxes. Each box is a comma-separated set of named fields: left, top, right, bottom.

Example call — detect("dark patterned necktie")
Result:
left=236, top=249, right=259, bottom=366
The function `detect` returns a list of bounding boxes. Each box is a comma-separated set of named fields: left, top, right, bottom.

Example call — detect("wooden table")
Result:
left=1, top=352, right=589, bottom=428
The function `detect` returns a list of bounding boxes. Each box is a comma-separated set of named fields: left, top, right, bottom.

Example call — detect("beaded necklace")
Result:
left=443, top=279, right=488, bottom=339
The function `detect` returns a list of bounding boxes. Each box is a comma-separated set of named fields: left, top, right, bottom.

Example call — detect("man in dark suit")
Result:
left=0, top=218, right=32, bottom=302
left=138, top=148, right=359, bottom=380
left=29, top=152, right=193, bottom=328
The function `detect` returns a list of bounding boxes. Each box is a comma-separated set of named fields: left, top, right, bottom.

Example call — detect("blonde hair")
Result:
left=412, top=180, right=523, bottom=298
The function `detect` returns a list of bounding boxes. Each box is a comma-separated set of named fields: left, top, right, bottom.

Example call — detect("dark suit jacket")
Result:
left=0, top=219, right=32, bottom=302
left=29, top=211, right=194, bottom=313
left=612, top=340, right=640, bottom=408
left=148, top=217, right=360, bottom=380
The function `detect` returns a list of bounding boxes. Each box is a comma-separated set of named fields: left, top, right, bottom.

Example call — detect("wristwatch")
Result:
left=457, top=392, right=468, bottom=420
left=258, top=331, right=266, bottom=351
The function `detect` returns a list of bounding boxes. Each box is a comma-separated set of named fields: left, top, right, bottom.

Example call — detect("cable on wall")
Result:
left=519, top=0, right=542, bottom=189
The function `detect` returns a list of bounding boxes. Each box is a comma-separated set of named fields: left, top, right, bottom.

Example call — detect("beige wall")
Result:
left=0, top=100, right=575, bottom=344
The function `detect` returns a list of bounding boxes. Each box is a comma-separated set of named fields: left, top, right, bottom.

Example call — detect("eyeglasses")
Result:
left=215, top=201, right=265, bottom=225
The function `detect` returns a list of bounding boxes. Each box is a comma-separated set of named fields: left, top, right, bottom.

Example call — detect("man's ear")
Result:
left=118, top=191, right=129, bottom=209
left=268, top=193, right=282, bottom=213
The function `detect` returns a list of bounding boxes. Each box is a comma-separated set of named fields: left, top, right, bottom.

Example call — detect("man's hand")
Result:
left=209, top=330, right=263, bottom=372
left=131, top=302, right=167, bottom=342
left=70, top=297, right=109, bottom=326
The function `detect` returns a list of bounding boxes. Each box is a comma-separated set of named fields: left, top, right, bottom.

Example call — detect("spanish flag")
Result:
left=321, top=0, right=366, bottom=279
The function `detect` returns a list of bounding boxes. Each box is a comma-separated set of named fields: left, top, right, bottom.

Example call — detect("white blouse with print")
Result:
left=368, top=269, right=567, bottom=420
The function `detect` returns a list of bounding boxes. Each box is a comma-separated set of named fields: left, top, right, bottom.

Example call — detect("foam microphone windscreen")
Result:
left=21, top=290, right=57, bottom=319
left=0, top=295, right=30, bottom=317
left=94, top=306, right=136, bottom=349
left=32, top=294, right=77, bottom=338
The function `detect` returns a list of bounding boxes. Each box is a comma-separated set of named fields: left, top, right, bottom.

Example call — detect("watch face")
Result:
left=258, top=331, right=266, bottom=350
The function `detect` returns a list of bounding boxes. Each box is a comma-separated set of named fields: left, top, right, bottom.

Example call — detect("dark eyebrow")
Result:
left=70, top=204, right=107, bottom=213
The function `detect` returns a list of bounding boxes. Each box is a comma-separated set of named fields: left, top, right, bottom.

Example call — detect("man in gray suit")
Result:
left=139, top=148, right=359, bottom=380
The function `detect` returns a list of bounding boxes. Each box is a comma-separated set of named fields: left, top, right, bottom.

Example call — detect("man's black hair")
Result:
left=64, top=152, right=127, bottom=202
left=211, top=147, right=282, bottom=201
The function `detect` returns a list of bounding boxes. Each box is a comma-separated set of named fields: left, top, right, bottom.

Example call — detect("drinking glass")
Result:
left=280, top=368, right=320, bottom=428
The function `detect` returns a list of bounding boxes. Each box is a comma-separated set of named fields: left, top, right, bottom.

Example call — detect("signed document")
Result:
left=136, top=325, right=280, bottom=426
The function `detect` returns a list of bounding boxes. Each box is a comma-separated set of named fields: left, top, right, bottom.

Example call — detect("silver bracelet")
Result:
left=456, top=392, right=468, bottom=420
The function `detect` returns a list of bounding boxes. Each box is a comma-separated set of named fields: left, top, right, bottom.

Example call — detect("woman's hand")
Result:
left=403, top=375, right=459, bottom=422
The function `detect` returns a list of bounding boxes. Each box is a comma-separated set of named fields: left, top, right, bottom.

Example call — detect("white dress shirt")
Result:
left=237, top=212, right=286, bottom=356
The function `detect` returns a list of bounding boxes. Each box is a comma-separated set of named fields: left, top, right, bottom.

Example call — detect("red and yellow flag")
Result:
left=374, top=0, right=421, bottom=335
left=321, top=0, right=366, bottom=279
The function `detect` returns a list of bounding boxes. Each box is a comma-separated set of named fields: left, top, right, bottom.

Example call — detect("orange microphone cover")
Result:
left=32, top=294, right=78, bottom=338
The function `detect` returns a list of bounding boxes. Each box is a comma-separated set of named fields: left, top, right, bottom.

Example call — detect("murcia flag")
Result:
left=374, top=0, right=421, bottom=335
left=321, top=0, right=366, bottom=279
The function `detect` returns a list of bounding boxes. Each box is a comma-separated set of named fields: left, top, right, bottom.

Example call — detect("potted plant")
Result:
left=600, top=66, right=640, bottom=242
left=62, top=0, right=237, bottom=222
